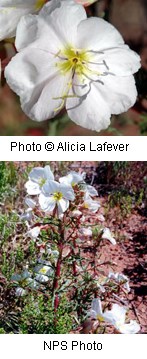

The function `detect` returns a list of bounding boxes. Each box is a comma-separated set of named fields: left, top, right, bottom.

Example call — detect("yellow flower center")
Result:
left=71, top=181, right=76, bottom=187
left=35, top=0, right=46, bottom=11
left=53, top=192, right=63, bottom=201
left=39, top=267, right=47, bottom=274
left=84, top=202, right=89, bottom=209
left=56, top=47, right=93, bottom=78
left=97, top=315, right=105, bottom=322
left=53, top=46, right=108, bottom=112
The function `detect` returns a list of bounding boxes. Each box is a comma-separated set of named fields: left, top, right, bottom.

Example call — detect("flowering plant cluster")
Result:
left=11, top=164, right=140, bottom=334
left=1, top=0, right=141, bottom=132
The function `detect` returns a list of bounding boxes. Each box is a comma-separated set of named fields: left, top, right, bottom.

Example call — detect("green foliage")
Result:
left=19, top=294, right=73, bottom=334
left=108, top=190, right=133, bottom=217
left=0, top=212, right=25, bottom=279
left=0, top=213, right=18, bottom=243
left=0, top=162, right=17, bottom=200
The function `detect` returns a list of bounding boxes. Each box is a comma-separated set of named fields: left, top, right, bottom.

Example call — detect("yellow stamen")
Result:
left=56, top=47, right=92, bottom=77
left=97, top=315, right=105, bottom=322
left=39, top=267, right=47, bottom=274
left=84, top=202, right=89, bottom=209
left=53, top=192, right=63, bottom=201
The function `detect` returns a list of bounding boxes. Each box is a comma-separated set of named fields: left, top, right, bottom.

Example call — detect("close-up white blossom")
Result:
left=4, top=0, right=141, bottom=131
left=25, top=165, right=54, bottom=195
left=39, top=180, right=75, bottom=214
left=90, top=298, right=140, bottom=334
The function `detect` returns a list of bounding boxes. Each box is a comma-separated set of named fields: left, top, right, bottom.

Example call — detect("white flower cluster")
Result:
left=1, top=0, right=141, bottom=131
left=23, top=164, right=101, bottom=216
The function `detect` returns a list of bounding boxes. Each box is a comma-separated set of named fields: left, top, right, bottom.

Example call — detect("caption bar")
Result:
left=0, top=136, right=146, bottom=160
left=10, top=141, right=129, bottom=152
left=0, top=334, right=145, bottom=359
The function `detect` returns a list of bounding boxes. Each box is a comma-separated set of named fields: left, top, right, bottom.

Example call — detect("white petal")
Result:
left=5, top=48, right=70, bottom=122
left=58, top=198, right=69, bottom=214
left=35, top=274, right=49, bottom=283
left=117, top=320, right=140, bottom=334
left=86, top=199, right=100, bottom=213
left=104, top=304, right=126, bottom=325
left=77, top=17, right=124, bottom=51
left=15, top=12, right=62, bottom=52
left=40, top=0, right=87, bottom=46
left=39, top=194, right=56, bottom=212
left=44, top=165, right=54, bottom=180
left=59, top=171, right=84, bottom=185
left=98, top=46, right=141, bottom=77
left=0, top=6, right=34, bottom=40
left=25, top=180, right=40, bottom=195
left=102, top=228, right=116, bottom=245
left=91, top=298, right=103, bottom=317
left=42, top=180, right=60, bottom=195
left=15, top=287, right=26, bottom=297
left=59, top=183, right=75, bottom=201
left=25, top=197, right=36, bottom=209
left=86, top=185, right=98, bottom=197
left=29, top=167, right=45, bottom=182
left=27, top=227, right=40, bottom=240
left=97, top=75, right=138, bottom=115
left=66, top=81, right=111, bottom=132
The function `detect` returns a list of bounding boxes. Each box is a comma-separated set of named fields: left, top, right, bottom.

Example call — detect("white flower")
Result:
left=108, top=272, right=130, bottom=292
left=39, top=180, right=75, bottom=215
left=83, top=185, right=98, bottom=197
left=59, top=171, right=85, bottom=186
left=83, top=193, right=100, bottom=213
left=90, top=298, right=140, bottom=334
left=0, top=0, right=47, bottom=41
left=79, top=226, right=92, bottom=236
left=25, top=197, right=36, bottom=209
left=35, top=273, right=49, bottom=283
left=5, top=0, right=140, bottom=131
left=15, top=287, right=26, bottom=297
left=102, top=228, right=116, bottom=245
left=25, top=165, right=54, bottom=195
left=27, top=226, right=41, bottom=240
left=11, top=270, right=32, bottom=283
left=20, top=197, right=36, bottom=221
left=34, top=264, right=54, bottom=283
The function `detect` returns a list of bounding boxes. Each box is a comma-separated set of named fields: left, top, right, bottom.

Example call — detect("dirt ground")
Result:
left=69, top=161, right=147, bottom=333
